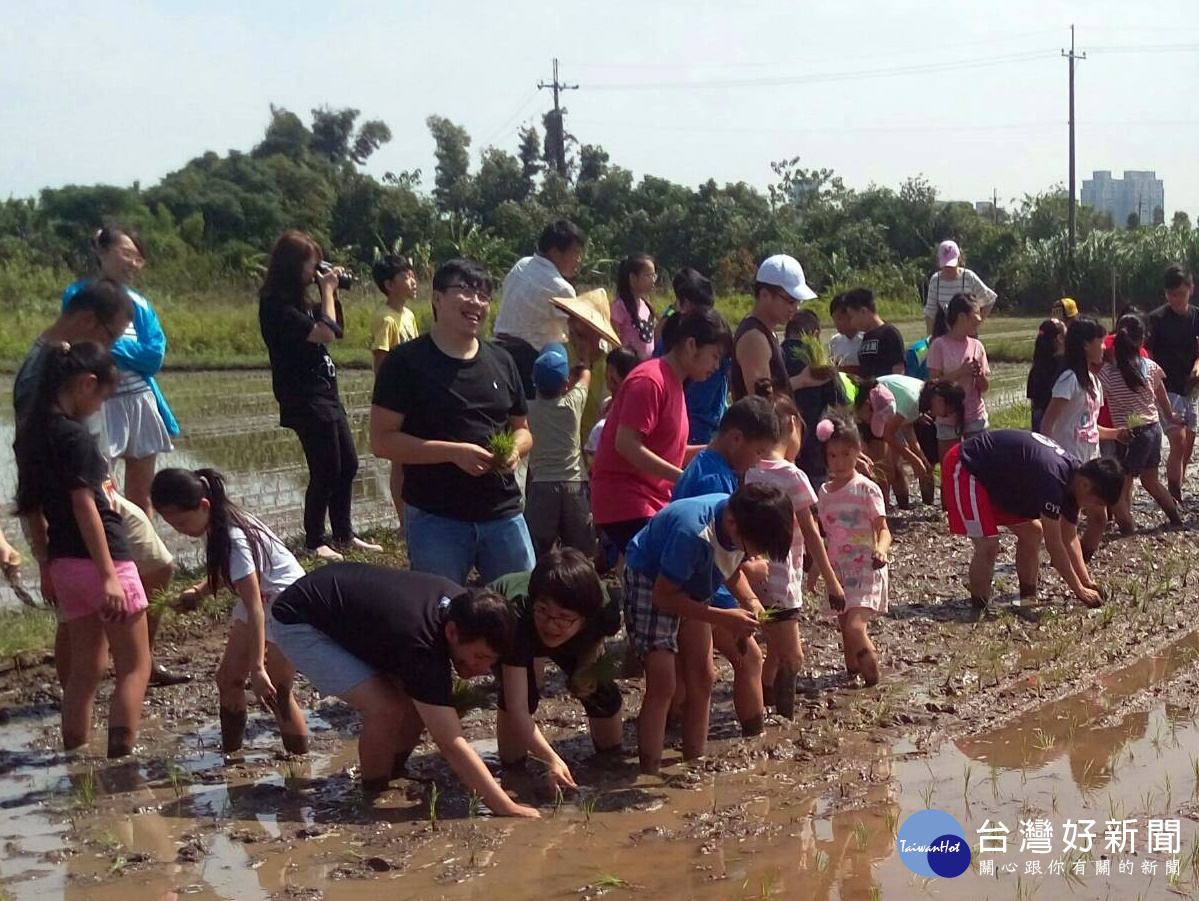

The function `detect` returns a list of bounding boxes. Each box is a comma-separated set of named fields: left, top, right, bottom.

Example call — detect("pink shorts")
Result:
left=48, top=558, right=148, bottom=622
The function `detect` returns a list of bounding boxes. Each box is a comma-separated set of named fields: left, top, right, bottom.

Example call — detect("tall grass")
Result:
left=0, top=608, right=57, bottom=659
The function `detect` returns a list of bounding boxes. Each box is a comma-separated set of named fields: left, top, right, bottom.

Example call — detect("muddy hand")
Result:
left=871, top=550, right=888, bottom=570
left=547, top=761, right=578, bottom=792
left=828, top=593, right=846, bottom=612
left=251, top=667, right=279, bottom=715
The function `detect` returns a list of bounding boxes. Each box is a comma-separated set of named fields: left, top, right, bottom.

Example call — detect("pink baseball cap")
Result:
left=937, top=240, right=961, bottom=268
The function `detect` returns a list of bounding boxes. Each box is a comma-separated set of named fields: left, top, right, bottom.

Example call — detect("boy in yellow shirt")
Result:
left=370, top=254, right=420, bottom=524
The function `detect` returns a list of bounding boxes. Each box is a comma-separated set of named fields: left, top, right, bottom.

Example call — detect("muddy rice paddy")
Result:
left=2, top=368, right=1199, bottom=900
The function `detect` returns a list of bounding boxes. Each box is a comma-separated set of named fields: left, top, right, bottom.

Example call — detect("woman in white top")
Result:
left=152, top=467, right=309, bottom=756
left=923, top=240, right=998, bottom=335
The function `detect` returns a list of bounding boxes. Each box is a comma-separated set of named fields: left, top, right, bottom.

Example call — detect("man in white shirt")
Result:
left=495, top=220, right=586, bottom=398
left=828, top=292, right=863, bottom=375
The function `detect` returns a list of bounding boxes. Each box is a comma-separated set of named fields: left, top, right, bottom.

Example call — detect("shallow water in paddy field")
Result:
left=2, top=630, right=1199, bottom=900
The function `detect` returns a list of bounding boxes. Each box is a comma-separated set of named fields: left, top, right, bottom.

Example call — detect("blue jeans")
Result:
left=405, top=505, right=536, bottom=585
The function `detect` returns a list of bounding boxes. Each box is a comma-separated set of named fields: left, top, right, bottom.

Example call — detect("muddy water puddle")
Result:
left=4, top=630, right=1199, bottom=900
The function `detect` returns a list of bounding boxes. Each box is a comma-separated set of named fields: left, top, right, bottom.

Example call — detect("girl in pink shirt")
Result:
left=745, top=385, right=844, bottom=718
left=610, top=254, right=658, bottom=360
left=816, top=415, right=891, bottom=687
left=590, top=309, right=731, bottom=553
left=928, top=292, right=991, bottom=461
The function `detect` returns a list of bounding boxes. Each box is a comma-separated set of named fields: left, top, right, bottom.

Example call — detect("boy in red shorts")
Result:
left=942, top=430, right=1122, bottom=610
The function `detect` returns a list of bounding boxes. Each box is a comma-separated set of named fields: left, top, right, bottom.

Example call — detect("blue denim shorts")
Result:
left=270, top=619, right=376, bottom=698
left=405, top=505, right=536, bottom=585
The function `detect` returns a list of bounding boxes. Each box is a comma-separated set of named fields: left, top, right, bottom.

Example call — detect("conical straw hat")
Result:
left=549, top=288, right=622, bottom=348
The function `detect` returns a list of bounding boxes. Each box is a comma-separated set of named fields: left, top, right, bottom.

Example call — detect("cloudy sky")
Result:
left=3, top=0, right=1197, bottom=216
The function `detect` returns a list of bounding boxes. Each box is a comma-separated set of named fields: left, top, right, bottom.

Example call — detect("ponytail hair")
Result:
left=150, top=467, right=272, bottom=596
left=815, top=412, right=861, bottom=460
left=15, top=341, right=118, bottom=515
left=1112, top=312, right=1147, bottom=390
left=1063, top=316, right=1106, bottom=398
left=753, top=377, right=803, bottom=445
left=93, top=224, right=145, bottom=260
left=616, top=253, right=656, bottom=327
left=1033, top=318, right=1065, bottom=363
left=919, top=379, right=967, bottom=436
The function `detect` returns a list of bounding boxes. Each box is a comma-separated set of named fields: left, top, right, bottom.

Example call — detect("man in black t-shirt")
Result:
left=845, top=287, right=906, bottom=379
left=370, top=259, right=535, bottom=585
left=1146, top=264, right=1199, bottom=501
left=489, top=548, right=623, bottom=789
left=271, top=563, right=539, bottom=817
left=942, top=430, right=1123, bottom=610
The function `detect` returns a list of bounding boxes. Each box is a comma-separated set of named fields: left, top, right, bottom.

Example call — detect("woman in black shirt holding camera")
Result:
left=258, top=230, right=380, bottom=560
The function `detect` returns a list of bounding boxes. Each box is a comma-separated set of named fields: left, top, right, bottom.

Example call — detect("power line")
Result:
left=477, top=87, right=541, bottom=148
left=570, top=27, right=1062, bottom=72
left=584, top=49, right=1058, bottom=91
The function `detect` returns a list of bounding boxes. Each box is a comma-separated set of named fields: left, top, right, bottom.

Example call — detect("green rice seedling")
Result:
left=1032, top=728, right=1055, bottom=752
left=814, top=850, right=830, bottom=874
left=72, top=768, right=97, bottom=810
left=753, top=871, right=781, bottom=899
left=452, top=678, right=487, bottom=717
left=869, top=884, right=882, bottom=901
left=571, top=648, right=623, bottom=696
left=488, top=429, right=517, bottom=470
left=167, top=761, right=191, bottom=799
left=853, top=822, right=871, bottom=851
left=1126, top=413, right=1149, bottom=429
left=107, top=855, right=128, bottom=877
left=593, top=873, right=628, bottom=889
left=990, top=763, right=1001, bottom=800
left=918, top=783, right=935, bottom=809
left=579, top=793, right=598, bottom=823
left=961, top=763, right=975, bottom=802
left=552, top=786, right=565, bottom=817
left=755, top=607, right=792, bottom=626
left=884, top=807, right=899, bottom=836
left=428, top=783, right=440, bottom=831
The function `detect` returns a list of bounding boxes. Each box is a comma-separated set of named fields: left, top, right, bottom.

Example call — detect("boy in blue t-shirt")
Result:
left=672, top=395, right=779, bottom=735
left=622, top=484, right=793, bottom=774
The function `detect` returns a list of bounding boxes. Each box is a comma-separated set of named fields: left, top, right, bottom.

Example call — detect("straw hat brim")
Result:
left=549, top=289, right=622, bottom=348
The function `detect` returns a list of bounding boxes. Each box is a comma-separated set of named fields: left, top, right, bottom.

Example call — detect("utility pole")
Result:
left=538, top=58, right=578, bottom=179
left=1062, top=26, right=1086, bottom=280
left=992, top=188, right=999, bottom=224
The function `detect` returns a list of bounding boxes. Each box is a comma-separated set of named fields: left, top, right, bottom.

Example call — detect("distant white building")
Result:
left=1081, top=170, right=1165, bottom=228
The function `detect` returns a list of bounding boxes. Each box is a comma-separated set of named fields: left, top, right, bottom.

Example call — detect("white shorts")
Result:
left=106, top=391, right=173, bottom=459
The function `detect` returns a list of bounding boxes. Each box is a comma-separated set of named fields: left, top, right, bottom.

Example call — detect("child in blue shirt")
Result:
left=623, top=484, right=793, bottom=774
left=672, top=395, right=779, bottom=737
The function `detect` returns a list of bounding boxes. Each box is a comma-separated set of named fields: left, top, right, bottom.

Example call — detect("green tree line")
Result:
left=3, top=104, right=1199, bottom=312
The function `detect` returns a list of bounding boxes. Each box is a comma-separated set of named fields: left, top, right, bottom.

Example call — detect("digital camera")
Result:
left=315, top=261, right=354, bottom=290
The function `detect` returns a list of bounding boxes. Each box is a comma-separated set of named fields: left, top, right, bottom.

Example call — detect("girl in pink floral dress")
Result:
left=816, top=415, right=891, bottom=686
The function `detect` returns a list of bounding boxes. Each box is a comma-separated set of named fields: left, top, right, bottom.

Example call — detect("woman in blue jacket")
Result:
left=63, top=226, right=179, bottom=515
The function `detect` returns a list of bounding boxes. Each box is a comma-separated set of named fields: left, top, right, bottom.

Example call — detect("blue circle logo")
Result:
left=897, top=809, right=971, bottom=878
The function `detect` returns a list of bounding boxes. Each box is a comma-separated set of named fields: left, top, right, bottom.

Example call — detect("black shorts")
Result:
left=495, top=641, right=623, bottom=720
left=1117, top=422, right=1163, bottom=474
left=597, top=517, right=650, bottom=555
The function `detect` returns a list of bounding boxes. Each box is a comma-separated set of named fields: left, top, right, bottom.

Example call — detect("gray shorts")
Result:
left=270, top=619, right=375, bottom=698
left=523, top=480, right=597, bottom=558
left=936, top=416, right=988, bottom=443
left=1166, top=392, right=1198, bottom=432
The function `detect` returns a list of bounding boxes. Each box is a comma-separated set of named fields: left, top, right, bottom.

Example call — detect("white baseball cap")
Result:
left=756, top=254, right=818, bottom=302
